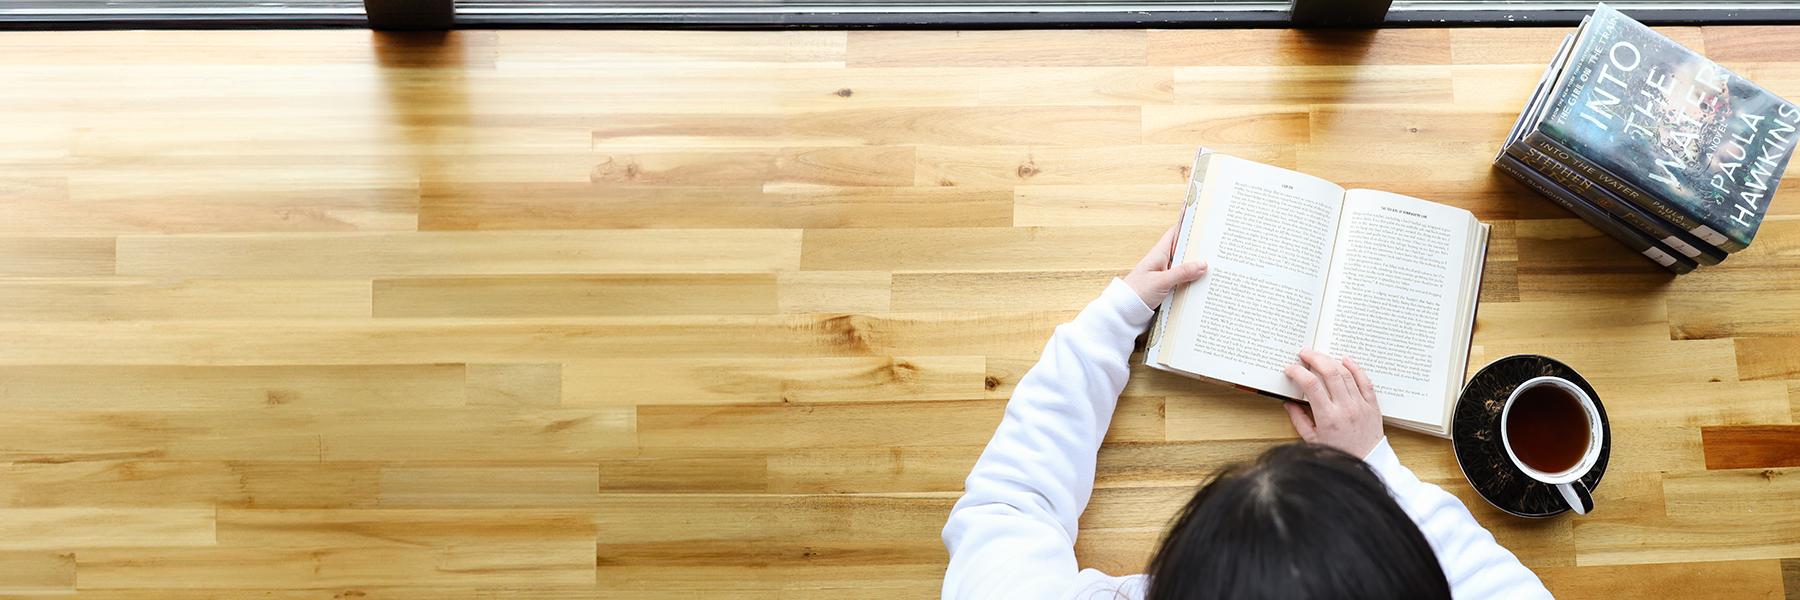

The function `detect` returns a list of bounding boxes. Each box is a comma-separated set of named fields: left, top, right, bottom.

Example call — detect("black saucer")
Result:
left=1452, top=354, right=1610, bottom=518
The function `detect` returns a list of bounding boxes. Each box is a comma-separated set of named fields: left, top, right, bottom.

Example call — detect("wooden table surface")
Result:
left=1, top=26, right=1798, bottom=598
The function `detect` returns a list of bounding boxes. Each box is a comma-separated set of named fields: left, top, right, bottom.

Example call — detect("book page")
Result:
left=1164, top=155, right=1346, bottom=397
left=1315, top=189, right=1475, bottom=426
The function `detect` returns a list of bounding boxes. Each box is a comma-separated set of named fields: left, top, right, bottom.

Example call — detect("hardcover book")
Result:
left=1144, top=150, right=1490, bottom=438
left=1525, top=4, right=1798, bottom=253
left=1509, top=143, right=1725, bottom=266
left=1496, top=153, right=1698, bottom=274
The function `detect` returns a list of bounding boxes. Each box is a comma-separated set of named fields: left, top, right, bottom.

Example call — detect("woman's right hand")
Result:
left=1282, top=348, right=1385, bottom=458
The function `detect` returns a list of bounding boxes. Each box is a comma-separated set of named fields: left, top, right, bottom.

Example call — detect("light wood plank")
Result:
left=781, top=106, right=1143, bottom=147
left=801, top=226, right=1161, bottom=272
left=419, top=184, right=1013, bottom=230
left=1447, top=27, right=1578, bottom=65
left=0, top=411, right=322, bottom=463
left=1472, top=299, right=1671, bottom=345
left=776, top=271, right=893, bottom=314
left=0, top=508, right=214, bottom=549
left=0, top=279, right=371, bottom=321
left=0, top=364, right=464, bottom=411
left=564, top=356, right=985, bottom=406
left=494, top=30, right=845, bottom=65
left=214, top=508, right=594, bottom=547
left=317, top=408, right=635, bottom=461
left=915, top=144, right=1232, bottom=188
left=0, top=313, right=1073, bottom=364
left=1473, top=340, right=1740, bottom=385
left=890, top=270, right=1121, bottom=312
left=846, top=30, right=1147, bottom=68
left=373, top=274, right=780, bottom=317
left=465, top=363, right=563, bottom=407
left=1012, top=184, right=1188, bottom=228
left=764, top=446, right=978, bottom=494
left=0, top=461, right=241, bottom=508
left=1575, top=514, right=1800, bottom=566
left=378, top=464, right=601, bottom=508
left=0, top=550, right=75, bottom=594
left=1163, top=386, right=1302, bottom=443
left=1670, top=291, right=1800, bottom=340
left=0, top=237, right=115, bottom=277
left=603, top=453, right=769, bottom=493
left=1173, top=66, right=1455, bottom=105
left=1451, top=64, right=1549, bottom=106
left=0, top=189, right=418, bottom=234
left=636, top=400, right=1006, bottom=451
left=1598, top=382, right=1793, bottom=429
left=781, top=67, right=980, bottom=109
left=1297, top=141, right=1500, bottom=182
left=1311, top=104, right=1518, bottom=143
left=115, top=230, right=804, bottom=278
left=1538, top=560, right=1785, bottom=600
left=1140, top=105, right=1311, bottom=145
left=1704, top=25, right=1797, bottom=61
left=585, top=147, right=915, bottom=186
left=1665, top=468, right=1800, bottom=518
left=1151, top=28, right=1451, bottom=66
left=75, top=543, right=596, bottom=588
left=976, top=67, right=1174, bottom=106
left=1737, top=338, right=1800, bottom=381
left=1448, top=26, right=1704, bottom=65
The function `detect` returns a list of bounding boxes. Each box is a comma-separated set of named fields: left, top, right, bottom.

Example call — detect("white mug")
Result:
left=1499, top=376, right=1603, bottom=515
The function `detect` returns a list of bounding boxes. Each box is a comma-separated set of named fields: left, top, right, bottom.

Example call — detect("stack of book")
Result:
left=1497, top=4, right=1799, bottom=273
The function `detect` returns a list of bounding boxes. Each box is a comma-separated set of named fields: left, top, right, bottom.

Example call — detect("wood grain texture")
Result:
left=1174, top=65, right=1456, bottom=105
left=1150, top=28, right=1451, bottom=66
left=801, top=226, right=1159, bottom=271
left=372, top=274, right=781, bottom=317
left=0, top=364, right=465, bottom=411
left=847, top=30, right=1146, bottom=67
left=420, top=184, right=1013, bottom=231
left=1702, top=425, right=1800, bottom=470
left=1539, top=560, right=1785, bottom=600
left=115, top=230, right=805, bottom=277
left=0, top=237, right=115, bottom=277
left=5, top=26, right=1800, bottom=598
left=915, top=144, right=1223, bottom=187
left=0, top=550, right=75, bottom=593
left=1704, top=25, right=1800, bottom=62
left=977, top=67, right=1174, bottom=106
left=0, top=279, right=372, bottom=321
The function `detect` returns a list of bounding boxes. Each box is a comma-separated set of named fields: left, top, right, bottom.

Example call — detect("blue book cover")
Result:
left=1538, top=4, right=1799, bottom=251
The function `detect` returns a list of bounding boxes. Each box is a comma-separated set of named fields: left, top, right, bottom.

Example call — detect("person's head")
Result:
left=1144, top=442, right=1452, bottom=600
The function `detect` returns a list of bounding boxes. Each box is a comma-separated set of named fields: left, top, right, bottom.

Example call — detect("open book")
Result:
left=1144, top=150, right=1490, bottom=438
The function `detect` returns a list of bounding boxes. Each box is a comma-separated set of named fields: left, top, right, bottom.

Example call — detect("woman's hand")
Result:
left=1282, top=349, right=1385, bottom=458
left=1124, top=224, right=1207, bottom=311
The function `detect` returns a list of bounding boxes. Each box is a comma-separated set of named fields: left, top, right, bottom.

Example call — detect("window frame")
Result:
left=4, top=0, right=1799, bottom=29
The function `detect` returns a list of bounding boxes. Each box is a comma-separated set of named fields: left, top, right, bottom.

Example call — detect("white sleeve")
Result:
left=940, top=279, right=1153, bottom=600
left=1362, top=438, right=1557, bottom=600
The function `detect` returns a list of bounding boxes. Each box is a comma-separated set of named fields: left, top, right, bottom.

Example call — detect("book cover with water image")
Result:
left=1538, top=4, right=1799, bottom=252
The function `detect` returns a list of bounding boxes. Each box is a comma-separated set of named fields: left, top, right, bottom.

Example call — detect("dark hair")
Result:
left=1144, top=443, right=1452, bottom=600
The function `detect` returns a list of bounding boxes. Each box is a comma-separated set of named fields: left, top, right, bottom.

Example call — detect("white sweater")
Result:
left=941, top=279, right=1554, bottom=600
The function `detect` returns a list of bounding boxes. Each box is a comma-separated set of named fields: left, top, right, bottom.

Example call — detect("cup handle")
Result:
left=1556, top=480, right=1594, bottom=515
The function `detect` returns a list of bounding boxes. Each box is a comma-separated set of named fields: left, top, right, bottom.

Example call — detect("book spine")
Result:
left=1525, top=131, right=1745, bottom=253
left=1144, top=200, right=1195, bottom=355
left=1508, top=143, right=1726, bottom=266
left=1146, top=148, right=1212, bottom=361
left=1495, top=154, right=1697, bottom=274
